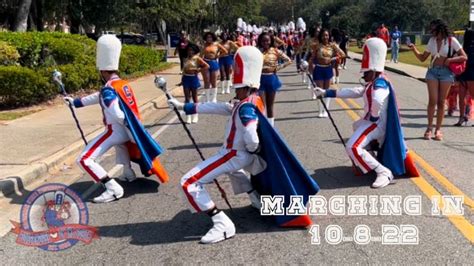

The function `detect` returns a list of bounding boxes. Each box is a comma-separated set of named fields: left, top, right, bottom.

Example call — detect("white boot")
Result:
left=312, top=91, right=317, bottom=100
left=191, top=114, right=199, bottom=123
left=302, top=73, right=307, bottom=83
left=93, top=179, right=124, bottom=203
left=200, top=211, right=236, bottom=244
left=248, top=190, right=262, bottom=209
left=186, top=115, right=192, bottom=124
left=319, top=98, right=330, bottom=118
left=372, top=165, right=394, bottom=188
left=205, top=89, right=211, bottom=102
left=335, top=76, right=340, bottom=84
left=117, top=166, right=136, bottom=182
left=331, top=76, right=335, bottom=84
left=225, top=80, right=231, bottom=94
left=211, top=88, right=218, bottom=103
left=220, top=80, right=225, bottom=94
left=268, top=117, right=275, bottom=126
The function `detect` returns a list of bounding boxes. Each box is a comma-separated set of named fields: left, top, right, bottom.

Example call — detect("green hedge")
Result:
left=0, top=32, right=165, bottom=109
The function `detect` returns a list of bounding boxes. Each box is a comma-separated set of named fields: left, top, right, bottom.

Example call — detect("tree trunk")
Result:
left=13, top=0, right=33, bottom=32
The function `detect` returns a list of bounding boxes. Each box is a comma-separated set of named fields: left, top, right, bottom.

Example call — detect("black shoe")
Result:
left=453, top=117, right=468, bottom=127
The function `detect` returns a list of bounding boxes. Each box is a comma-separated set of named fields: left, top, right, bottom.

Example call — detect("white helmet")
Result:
left=233, top=46, right=263, bottom=89
left=360, top=37, right=387, bottom=73
left=288, top=21, right=295, bottom=31
left=96, top=35, right=122, bottom=71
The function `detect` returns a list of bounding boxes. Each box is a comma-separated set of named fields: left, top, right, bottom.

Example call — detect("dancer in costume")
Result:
left=258, top=32, right=292, bottom=126
left=64, top=35, right=168, bottom=203
left=313, top=37, right=419, bottom=188
left=219, top=32, right=240, bottom=94
left=201, top=32, right=228, bottom=103
left=309, top=28, right=345, bottom=117
left=182, top=43, right=209, bottom=124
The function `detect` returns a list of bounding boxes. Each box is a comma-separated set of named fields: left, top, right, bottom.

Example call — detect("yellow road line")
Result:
left=344, top=98, right=474, bottom=210
left=334, top=98, right=474, bottom=244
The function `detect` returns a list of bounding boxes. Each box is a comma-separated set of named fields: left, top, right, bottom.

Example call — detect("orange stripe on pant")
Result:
left=79, top=125, right=113, bottom=182
left=183, top=150, right=237, bottom=212
left=351, top=123, right=377, bottom=173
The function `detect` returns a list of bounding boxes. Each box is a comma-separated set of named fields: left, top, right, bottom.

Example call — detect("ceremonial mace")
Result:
left=52, top=70, right=88, bottom=145
left=154, top=76, right=233, bottom=210
left=300, top=63, right=362, bottom=175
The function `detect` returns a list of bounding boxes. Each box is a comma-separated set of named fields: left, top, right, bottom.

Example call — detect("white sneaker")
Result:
left=186, top=115, right=192, bottom=124
left=343, top=66, right=347, bottom=69
left=248, top=190, right=262, bottom=209
left=372, top=166, right=394, bottom=188
left=117, top=167, right=137, bottom=182
left=93, top=179, right=124, bottom=203
left=200, top=211, right=236, bottom=244
left=191, top=114, right=199, bottom=123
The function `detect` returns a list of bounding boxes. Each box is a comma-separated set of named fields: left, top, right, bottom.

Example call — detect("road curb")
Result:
left=0, top=85, right=180, bottom=199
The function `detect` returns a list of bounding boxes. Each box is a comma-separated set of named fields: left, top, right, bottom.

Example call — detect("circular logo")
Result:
left=12, top=183, right=98, bottom=251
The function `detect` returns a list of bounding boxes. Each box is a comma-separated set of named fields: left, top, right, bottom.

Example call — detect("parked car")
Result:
left=116, top=33, right=146, bottom=45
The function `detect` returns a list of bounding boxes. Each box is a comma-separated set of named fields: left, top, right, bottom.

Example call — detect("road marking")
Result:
left=343, top=98, right=474, bottom=210
left=335, top=98, right=474, bottom=243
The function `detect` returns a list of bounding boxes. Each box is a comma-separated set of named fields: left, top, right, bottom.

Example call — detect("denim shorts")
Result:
left=425, top=66, right=454, bottom=83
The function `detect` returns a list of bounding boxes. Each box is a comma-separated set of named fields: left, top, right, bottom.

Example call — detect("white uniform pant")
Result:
left=346, top=119, right=386, bottom=174
left=77, top=124, right=131, bottom=182
left=181, top=149, right=253, bottom=212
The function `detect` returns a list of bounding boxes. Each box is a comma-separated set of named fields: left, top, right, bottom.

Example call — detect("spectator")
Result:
left=409, top=19, right=467, bottom=140
left=455, top=29, right=474, bottom=126
left=391, top=25, right=402, bottom=63
left=377, top=23, right=390, bottom=47
left=339, top=30, right=349, bottom=69
left=174, top=31, right=189, bottom=73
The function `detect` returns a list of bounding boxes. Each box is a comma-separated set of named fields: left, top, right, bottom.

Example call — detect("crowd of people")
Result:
left=174, top=18, right=352, bottom=123
left=61, top=16, right=471, bottom=245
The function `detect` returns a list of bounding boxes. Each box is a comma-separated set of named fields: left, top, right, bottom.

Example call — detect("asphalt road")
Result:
left=1, top=59, right=473, bottom=264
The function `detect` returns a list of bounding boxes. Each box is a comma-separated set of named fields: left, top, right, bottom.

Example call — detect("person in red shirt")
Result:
left=377, top=23, right=390, bottom=47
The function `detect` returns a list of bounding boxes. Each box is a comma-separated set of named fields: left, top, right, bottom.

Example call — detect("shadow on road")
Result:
left=82, top=178, right=160, bottom=202
left=0, top=176, right=31, bottom=205
left=311, top=166, right=373, bottom=189
left=167, top=142, right=222, bottom=151
left=96, top=206, right=303, bottom=245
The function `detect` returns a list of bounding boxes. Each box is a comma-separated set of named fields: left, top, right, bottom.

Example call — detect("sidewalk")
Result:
left=348, top=51, right=427, bottom=81
left=0, top=60, right=182, bottom=198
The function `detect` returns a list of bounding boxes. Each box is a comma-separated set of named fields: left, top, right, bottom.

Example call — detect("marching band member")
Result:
left=313, top=38, right=419, bottom=188
left=64, top=35, right=168, bottom=203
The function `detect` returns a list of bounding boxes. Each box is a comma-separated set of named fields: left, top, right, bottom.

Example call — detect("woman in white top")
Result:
left=409, top=19, right=467, bottom=141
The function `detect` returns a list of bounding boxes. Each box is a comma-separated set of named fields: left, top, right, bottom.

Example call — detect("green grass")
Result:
left=0, top=110, right=40, bottom=120
left=349, top=45, right=430, bottom=68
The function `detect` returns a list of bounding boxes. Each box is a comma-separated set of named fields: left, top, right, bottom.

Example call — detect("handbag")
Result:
left=448, top=37, right=466, bottom=76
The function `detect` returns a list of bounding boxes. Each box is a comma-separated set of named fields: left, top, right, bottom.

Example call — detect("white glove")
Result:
left=313, top=87, right=325, bottom=98
left=63, top=96, right=74, bottom=106
left=167, top=98, right=184, bottom=110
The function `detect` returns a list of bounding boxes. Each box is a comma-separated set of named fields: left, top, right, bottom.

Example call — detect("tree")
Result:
left=13, top=0, right=32, bottom=32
